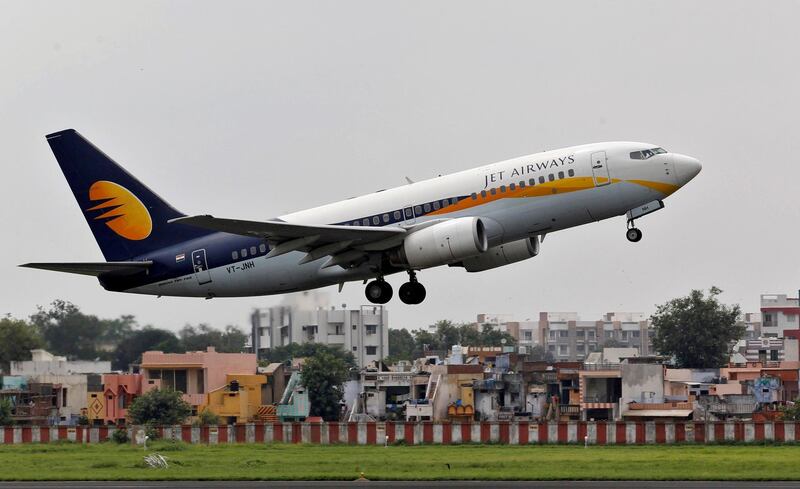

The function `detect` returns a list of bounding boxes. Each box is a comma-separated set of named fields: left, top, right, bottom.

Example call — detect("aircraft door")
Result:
left=403, top=205, right=416, bottom=225
left=590, top=151, right=611, bottom=187
left=191, top=249, right=212, bottom=285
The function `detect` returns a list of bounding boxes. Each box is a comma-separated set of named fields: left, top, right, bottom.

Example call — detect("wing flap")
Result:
left=20, top=261, right=153, bottom=277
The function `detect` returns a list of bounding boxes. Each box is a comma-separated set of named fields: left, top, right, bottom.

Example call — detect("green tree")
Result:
left=195, top=408, right=220, bottom=426
left=478, top=325, right=516, bottom=347
left=386, top=328, right=415, bottom=363
left=0, top=316, right=43, bottom=373
left=29, top=300, right=135, bottom=360
left=126, top=388, right=191, bottom=425
left=178, top=324, right=247, bottom=353
left=779, top=400, right=800, bottom=421
left=112, top=327, right=181, bottom=371
left=651, top=286, right=743, bottom=368
left=262, top=343, right=356, bottom=370
left=301, top=351, right=349, bottom=421
left=0, top=398, right=13, bottom=425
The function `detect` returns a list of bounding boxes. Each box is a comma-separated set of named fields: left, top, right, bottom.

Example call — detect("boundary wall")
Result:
left=1, top=422, right=798, bottom=445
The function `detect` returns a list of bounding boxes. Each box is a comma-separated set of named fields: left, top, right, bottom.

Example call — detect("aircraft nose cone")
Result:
left=674, top=154, right=702, bottom=184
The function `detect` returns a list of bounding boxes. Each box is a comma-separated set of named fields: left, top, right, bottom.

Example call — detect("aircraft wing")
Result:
left=170, top=215, right=407, bottom=267
left=19, top=261, right=153, bottom=277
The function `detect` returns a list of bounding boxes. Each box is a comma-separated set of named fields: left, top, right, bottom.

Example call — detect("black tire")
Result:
left=626, top=228, right=642, bottom=243
left=410, top=282, right=426, bottom=304
left=399, top=281, right=426, bottom=305
left=365, top=280, right=386, bottom=304
left=378, top=280, right=393, bottom=304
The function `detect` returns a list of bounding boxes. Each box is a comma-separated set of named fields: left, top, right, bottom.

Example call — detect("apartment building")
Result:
left=249, top=304, right=388, bottom=368
left=761, top=294, right=800, bottom=337
left=539, top=312, right=653, bottom=362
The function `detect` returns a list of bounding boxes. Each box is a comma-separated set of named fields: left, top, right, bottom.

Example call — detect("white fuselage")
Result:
left=131, top=141, right=701, bottom=298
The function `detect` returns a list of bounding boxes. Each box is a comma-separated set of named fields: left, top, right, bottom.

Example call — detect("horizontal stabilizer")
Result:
left=19, top=261, right=152, bottom=277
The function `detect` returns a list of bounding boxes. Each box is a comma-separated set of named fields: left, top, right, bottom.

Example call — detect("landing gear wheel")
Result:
left=626, top=227, right=642, bottom=243
left=365, top=279, right=392, bottom=304
left=399, top=274, right=426, bottom=305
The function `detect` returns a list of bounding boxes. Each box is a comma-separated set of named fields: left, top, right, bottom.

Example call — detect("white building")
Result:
left=10, top=350, right=112, bottom=376
left=760, top=294, right=800, bottom=337
left=249, top=295, right=389, bottom=368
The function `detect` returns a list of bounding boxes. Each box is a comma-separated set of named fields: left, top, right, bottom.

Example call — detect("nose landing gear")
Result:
left=626, top=222, right=642, bottom=242
left=399, top=271, right=426, bottom=305
left=364, top=278, right=392, bottom=304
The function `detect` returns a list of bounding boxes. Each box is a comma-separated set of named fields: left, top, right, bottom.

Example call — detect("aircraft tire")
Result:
left=365, top=279, right=392, bottom=304
left=626, top=227, right=642, bottom=242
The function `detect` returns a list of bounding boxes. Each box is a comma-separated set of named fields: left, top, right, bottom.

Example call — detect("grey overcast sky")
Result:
left=1, top=1, right=798, bottom=332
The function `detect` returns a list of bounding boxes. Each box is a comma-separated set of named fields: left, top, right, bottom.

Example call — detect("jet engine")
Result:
left=455, top=236, right=540, bottom=272
left=397, top=217, right=488, bottom=269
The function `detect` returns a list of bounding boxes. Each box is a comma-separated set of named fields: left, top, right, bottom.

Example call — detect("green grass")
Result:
left=0, top=441, right=799, bottom=480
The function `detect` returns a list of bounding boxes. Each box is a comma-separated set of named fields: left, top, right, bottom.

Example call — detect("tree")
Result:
left=528, top=344, right=555, bottom=363
left=387, top=328, right=415, bottom=363
left=0, top=316, right=43, bottom=373
left=301, top=351, right=349, bottom=421
left=127, top=388, right=191, bottom=425
left=113, top=327, right=181, bottom=371
left=0, top=398, right=12, bottom=426
left=178, top=324, right=247, bottom=353
left=779, top=400, right=800, bottom=421
left=651, top=286, right=743, bottom=368
left=29, top=300, right=135, bottom=360
left=262, top=343, right=356, bottom=370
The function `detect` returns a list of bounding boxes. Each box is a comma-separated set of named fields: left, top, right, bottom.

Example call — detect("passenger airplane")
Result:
left=22, top=129, right=701, bottom=305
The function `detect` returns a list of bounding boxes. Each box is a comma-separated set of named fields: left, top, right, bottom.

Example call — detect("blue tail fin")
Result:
left=46, top=129, right=212, bottom=261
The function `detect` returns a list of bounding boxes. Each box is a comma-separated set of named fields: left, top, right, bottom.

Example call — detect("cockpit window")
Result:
left=630, top=147, right=667, bottom=160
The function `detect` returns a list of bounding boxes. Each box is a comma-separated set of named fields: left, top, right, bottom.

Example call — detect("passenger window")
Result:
left=509, top=183, right=516, bottom=191
left=519, top=181, right=526, bottom=188
left=241, top=248, right=247, bottom=258
left=250, top=246, right=257, bottom=255
left=362, top=218, right=369, bottom=226
left=372, top=216, right=380, bottom=225
left=480, top=190, right=487, bottom=198
left=490, top=188, right=497, bottom=195
left=432, top=201, right=440, bottom=210
left=423, top=203, right=431, bottom=213
left=259, top=244, right=266, bottom=253
left=414, top=205, right=422, bottom=215
left=450, top=198, right=458, bottom=205
left=353, top=221, right=360, bottom=226
left=394, top=210, right=402, bottom=220
left=529, top=178, right=536, bottom=186
left=471, top=193, right=477, bottom=200
left=500, top=185, right=506, bottom=193
left=232, top=251, right=238, bottom=260
left=558, top=171, right=564, bottom=179
left=404, top=207, right=414, bottom=219
left=539, top=176, right=545, bottom=184
left=568, top=169, right=575, bottom=177
left=382, top=213, right=390, bottom=223
left=548, top=174, right=555, bottom=182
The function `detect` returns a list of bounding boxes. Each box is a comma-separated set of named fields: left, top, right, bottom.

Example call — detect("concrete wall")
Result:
left=621, top=363, right=664, bottom=405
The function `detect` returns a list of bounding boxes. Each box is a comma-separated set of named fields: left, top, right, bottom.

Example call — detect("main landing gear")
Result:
left=364, top=271, right=427, bottom=305
left=398, top=271, right=426, bottom=305
left=626, top=221, right=643, bottom=243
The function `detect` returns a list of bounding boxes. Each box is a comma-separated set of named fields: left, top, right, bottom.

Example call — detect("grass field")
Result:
left=1, top=441, right=799, bottom=480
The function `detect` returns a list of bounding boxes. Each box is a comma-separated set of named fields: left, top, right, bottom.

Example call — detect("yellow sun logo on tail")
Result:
left=87, top=181, right=152, bottom=240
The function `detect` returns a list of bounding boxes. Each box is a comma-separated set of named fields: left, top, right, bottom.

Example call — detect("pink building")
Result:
left=141, top=347, right=257, bottom=414
left=88, top=374, right=143, bottom=425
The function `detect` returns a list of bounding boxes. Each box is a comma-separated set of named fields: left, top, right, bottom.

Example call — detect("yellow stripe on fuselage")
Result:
left=426, top=177, right=679, bottom=217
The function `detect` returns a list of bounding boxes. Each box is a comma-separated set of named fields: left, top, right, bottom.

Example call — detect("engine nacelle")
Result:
left=457, top=236, right=540, bottom=272
left=399, top=217, right=489, bottom=269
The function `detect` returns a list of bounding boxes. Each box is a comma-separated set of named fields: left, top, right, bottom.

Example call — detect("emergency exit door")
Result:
left=590, top=151, right=611, bottom=186
left=192, top=249, right=212, bottom=285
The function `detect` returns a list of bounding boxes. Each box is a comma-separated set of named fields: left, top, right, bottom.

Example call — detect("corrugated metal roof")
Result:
left=622, top=409, right=693, bottom=417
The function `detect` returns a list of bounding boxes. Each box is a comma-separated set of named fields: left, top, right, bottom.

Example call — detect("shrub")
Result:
left=194, top=408, right=220, bottom=426
left=111, top=427, right=129, bottom=444
left=126, top=388, right=191, bottom=425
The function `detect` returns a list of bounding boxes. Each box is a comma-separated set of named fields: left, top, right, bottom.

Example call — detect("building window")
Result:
left=352, top=346, right=358, bottom=351
left=62, top=388, right=68, bottom=407
left=352, top=324, right=357, bottom=330
left=577, top=345, right=585, bottom=353
left=786, top=314, right=796, bottom=323
left=366, top=346, right=377, bottom=355
left=771, top=349, right=779, bottom=361
left=366, top=325, right=377, bottom=335
left=632, top=331, right=640, bottom=338
left=588, top=331, right=595, bottom=338
left=576, top=330, right=585, bottom=338
left=558, top=345, right=568, bottom=355
left=549, top=331, right=556, bottom=339
left=606, top=331, right=614, bottom=338
left=559, top=330, right=569, bottom=338
left=548, top=345, right=556, bottom=352
left=197, top=370, right=205, bottom=394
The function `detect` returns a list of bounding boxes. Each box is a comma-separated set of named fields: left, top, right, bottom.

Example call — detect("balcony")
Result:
left=406, top=401, right=433, bottom=420
left=327, top=334, right=345, bottom=344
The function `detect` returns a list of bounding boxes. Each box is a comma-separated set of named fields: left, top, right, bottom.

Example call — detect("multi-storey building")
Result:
left=249, top=304, right=389, bottom=368
left=539, top=312, right=653, bottom=362
left=761, top=294, right=800, bottom=337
